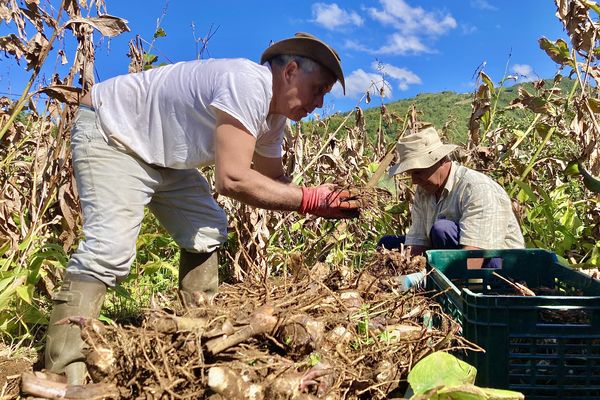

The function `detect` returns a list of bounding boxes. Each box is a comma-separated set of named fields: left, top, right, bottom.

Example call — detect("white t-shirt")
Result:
left=91, top=58, right=286, bottom=169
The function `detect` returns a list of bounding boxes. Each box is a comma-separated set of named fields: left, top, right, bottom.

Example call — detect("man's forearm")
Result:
left=216, top=168, right=302, bottom=211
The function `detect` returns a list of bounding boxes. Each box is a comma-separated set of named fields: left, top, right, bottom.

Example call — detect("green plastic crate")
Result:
left=426, top=248, right=600, bottom=400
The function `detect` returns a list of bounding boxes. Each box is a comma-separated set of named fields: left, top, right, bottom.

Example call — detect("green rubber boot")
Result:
left=44, top=273, right=106, bottom=385
left=179, top=249, right=219, bottom=306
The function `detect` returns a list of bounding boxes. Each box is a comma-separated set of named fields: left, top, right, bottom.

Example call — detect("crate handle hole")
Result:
left=465, top=257, right=503, bottom=270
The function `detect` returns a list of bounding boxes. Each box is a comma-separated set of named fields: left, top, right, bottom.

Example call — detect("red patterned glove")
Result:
left=298, top=184, right=361, bottom=219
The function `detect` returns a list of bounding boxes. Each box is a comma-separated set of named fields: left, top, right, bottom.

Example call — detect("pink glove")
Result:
left=298, top=184, right=361, bottom=219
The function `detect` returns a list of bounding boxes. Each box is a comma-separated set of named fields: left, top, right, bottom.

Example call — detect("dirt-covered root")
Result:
left=55, top=263, right=475, bottom=400
left=26, top=249, right=477, bottom=399
left=364, top=245, right=427, bottom=276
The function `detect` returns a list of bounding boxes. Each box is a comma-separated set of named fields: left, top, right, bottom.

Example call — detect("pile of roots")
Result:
left=24, top=249, right=476, bottom=399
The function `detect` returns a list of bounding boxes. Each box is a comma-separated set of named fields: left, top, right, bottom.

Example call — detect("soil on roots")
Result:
left=22, top=250, right=477, bottom=400
left=1, top=355, right=33, bottom=398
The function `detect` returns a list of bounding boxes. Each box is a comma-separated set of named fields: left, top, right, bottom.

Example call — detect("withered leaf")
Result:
left=0, top=2, right=12, bottom=22
left=25, top=32, right=50, bottom=70
left=22, top=0, right=57, bottom=30
left=65, top=15, right=130, bottom=38
left=587, top=97, right=600, bottom=113
left=63, top=0, right=80, bottom=18
left=0, top=34, right=27, bottom=60
left=37, top=85, right=82, bottom=105
left=58, top=49, right=68, bottom=65
left=2, top=0, right=26, bottom=38
left=509, top=87, right=551, bottom=114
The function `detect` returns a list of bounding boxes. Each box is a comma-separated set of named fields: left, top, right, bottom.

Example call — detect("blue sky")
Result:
left=1, top=0, right=567, bottom=116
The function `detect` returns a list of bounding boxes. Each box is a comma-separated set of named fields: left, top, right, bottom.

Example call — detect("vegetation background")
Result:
left=0, top=0, right=598, bottom=369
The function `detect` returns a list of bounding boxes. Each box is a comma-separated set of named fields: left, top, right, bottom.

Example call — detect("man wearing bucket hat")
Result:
left=379, top=126, right=524, bottom=261
left=45, top=32, right=360, bottom=384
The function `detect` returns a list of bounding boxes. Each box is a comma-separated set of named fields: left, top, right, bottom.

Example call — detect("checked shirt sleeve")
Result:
left=405, top=189, right=431, bottom=247
left=459, top=182, right=511, bottom=249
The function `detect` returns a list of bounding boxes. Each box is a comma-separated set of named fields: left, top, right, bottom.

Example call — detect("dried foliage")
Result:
left=22, top=252, right=474, bottom=400
left=0, top=0, right=129, bottom=332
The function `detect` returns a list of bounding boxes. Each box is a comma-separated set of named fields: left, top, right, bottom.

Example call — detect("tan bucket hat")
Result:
left=389, top=127, right=458, bottom=176
left=260, top=32, right=345, bottom=94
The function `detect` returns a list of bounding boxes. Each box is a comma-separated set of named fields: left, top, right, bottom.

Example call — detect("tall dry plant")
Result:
left=0, top=0, right=129, bottom=336
left=463, top=0, right=600, bottom=268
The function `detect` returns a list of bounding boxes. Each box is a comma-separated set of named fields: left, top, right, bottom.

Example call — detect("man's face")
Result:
left=408, top=161, right=446, bottom=195
left=280, top=61, right=335, bottom=121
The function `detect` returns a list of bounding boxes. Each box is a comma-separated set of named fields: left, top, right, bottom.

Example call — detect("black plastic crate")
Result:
left=426, top=248, right=600, bottom=400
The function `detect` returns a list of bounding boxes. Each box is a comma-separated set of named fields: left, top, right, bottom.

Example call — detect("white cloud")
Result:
left=376, top=33, right=430, bottom=55
left=367, top=0, right=456, bottom=36
left=331, top=62, right=421, bottom=98
left=344, top=39, right=370, bottom=52
left=345, top=0, right=457, bottom=56
left=373, top=61, right=422, bottom=90
left=512, top=64, right=538, bottom=82
left=311, top=3, right=364, bottom=30
left=470, top=0, right=498, bottom=11
left=461, top=24, right=478, bottom=35
left=331, top=68, right=390, bottom=98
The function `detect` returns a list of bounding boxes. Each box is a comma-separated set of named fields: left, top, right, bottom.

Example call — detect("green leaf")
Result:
left=563, top=160, right=580, bottom=176
left=16, top=284, right=33, bottom=305
left=111, top=284, right=132, bottom=299
left=538, top=38, right=574, bottom=67
left=480, top=387, right=525, bottom=399
left=0, top=242, right=10, bottom=258
left=582, top=0, right=600, bottom=15
left=290, top=221, right=302, bottom=232
left=408, top=352, right=477, bottom=395
left=143, top=53, right=158, bottom=65
left=513, top=179, right=536, bottom=201
left=21, top=304, right=47, bottom=324
left=480, top=71, right=495, bottom=96
left=153, top=27, right=167, bottom=38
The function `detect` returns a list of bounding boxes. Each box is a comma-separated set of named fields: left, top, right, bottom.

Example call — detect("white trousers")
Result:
left=66, top=108, right=227, bottom=287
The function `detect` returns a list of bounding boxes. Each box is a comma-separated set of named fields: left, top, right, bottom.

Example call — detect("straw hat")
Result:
left=389, top=127, right=458, bottom=176
left=260, top=32, right=345, bottom=94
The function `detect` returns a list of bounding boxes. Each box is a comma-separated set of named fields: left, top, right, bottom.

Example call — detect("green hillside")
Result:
left=327, top=77, right=575, bottom=145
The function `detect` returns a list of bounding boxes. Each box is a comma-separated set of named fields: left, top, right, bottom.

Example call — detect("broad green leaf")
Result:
left=368, top=162, right=379, bottom=173
left=21, top=304, right=47, bottom=324
left=416, top=384, right=524, bottom=400
left=408, top=352, right=477, bottom=395
left=480, top=387, right=525, bottom=399
left=435, top=384, right=488, bottom=399
left=141, top=260, right=162, bottom=275
left=16, top=284, right=33, bottom=305
left=0, top=276, right=13, bottom=293
left=480, top=71, right=495, bottom=96
left=539, top=37, right=574, bottom=67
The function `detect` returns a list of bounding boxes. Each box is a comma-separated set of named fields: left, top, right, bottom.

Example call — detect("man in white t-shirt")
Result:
left=45, top=33, right=360, bottom=384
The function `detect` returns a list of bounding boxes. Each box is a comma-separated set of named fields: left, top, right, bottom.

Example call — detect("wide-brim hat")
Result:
left=260, top=32, right=345, bottom=94
left=389, top=126, right=459, bottom=176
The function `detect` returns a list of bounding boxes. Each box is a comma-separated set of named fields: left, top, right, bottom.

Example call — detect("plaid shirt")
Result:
left=405, top=162, right=525, bottom=249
